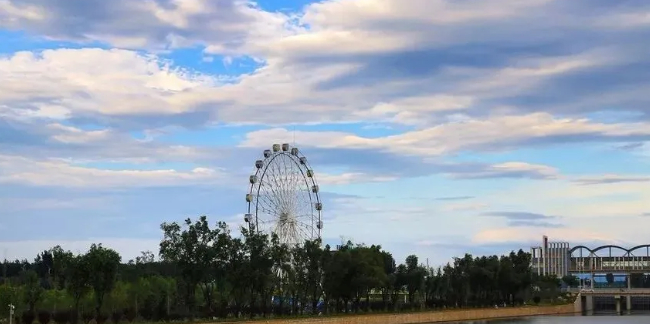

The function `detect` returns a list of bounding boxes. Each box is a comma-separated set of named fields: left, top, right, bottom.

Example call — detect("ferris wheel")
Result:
left=245, top=143, right=323, bottom=246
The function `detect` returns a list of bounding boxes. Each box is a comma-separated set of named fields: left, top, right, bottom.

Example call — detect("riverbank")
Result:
left=227, top=304, right=576, bottom=324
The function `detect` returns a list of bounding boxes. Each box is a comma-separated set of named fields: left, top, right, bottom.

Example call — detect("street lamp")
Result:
left=8, top=304, right=15, bottom=324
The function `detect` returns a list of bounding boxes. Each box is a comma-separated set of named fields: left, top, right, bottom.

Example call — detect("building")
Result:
left=530, top=235, right=570, bottom=277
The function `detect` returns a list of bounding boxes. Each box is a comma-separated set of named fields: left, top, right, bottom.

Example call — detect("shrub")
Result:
left=110, top=312, right=121, bottom=324
left=22, top=311, right=36, bottom=324
left=81, top=313, right=94, bottom=324
left=52, top=310, right=71, bottom=324
left=95, top=314, right=108, bottom=324
left=533, top=296, right=541, bottom=305
left=123, top=309, right=136, bottom=323
left=37, top=311, right=51, bottom=324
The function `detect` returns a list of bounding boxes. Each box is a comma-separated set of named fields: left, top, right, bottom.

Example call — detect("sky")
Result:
left=0, top=0, right=649, bottom=266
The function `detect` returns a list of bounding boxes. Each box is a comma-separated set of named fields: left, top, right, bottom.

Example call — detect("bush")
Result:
left=81, top=313, right=93, bottom=324
left=123, top=309, right=136, bottom=323
left=22, top=311, right=36, bottom=324
left=95, top=314, right=108, bottom=324
left=37, top=311, right=51, bottom=324
left=52, top=310, right=71, bottom=324
left=110, top=312, right=121, bottom=324
left=533, top=296, right=541, bottom=305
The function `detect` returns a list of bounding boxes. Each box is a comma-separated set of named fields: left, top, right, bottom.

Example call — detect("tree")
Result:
left=380, top=251, right=396, bottom=310
left=22, top=270, right=43, bottom=313
left=66, top=254, right=91, bottom=323
left=86, top=244, right=122, bottom=317
left=51, top=246, right=74, bottom=290
left=269, top=233, right=291, bottom=315
left=241, top=224, right=273, bottom=318
left=136, top=251, right=155, bottom=265
left=159, top=216, right=221, bottom=315
left=303, top=239, right=324, bottom=314
left=0, top=214, right=561, bottom=320
left=225, top=236, right=249, bottom=317
left=404, top=255, right=425, bottom=306
left=561, top=275, right=579, bottom=288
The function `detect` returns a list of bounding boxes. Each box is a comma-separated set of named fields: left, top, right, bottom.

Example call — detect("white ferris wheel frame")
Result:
left=245, top=143, right=323, bottom=246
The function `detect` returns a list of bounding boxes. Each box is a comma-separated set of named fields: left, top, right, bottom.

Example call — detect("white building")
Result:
left=530, top=235, right=570, bottom=277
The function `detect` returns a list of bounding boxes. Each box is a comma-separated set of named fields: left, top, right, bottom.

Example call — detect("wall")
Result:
left=228, top=304, right=577, bottom=324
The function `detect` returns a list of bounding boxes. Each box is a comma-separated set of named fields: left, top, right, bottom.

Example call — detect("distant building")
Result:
left=530, top=235, right=570, bottom=277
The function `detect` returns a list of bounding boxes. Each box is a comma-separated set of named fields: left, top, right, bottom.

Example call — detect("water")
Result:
left=453, top=315, right=650, bottom=323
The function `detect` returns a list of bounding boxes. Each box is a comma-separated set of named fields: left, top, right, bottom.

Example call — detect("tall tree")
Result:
left=51, top=245, right=74, bottom=290
left=66, top=254, right=90, bottom=324
left=159, top=216, right=219, bottom=315
left=86, top=244, right=122, bottom=317
left=22, top=270, right=43, bottom=314
left=242, top=224, right=273, bottom=318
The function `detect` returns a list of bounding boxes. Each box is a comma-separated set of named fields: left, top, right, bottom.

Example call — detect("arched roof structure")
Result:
left=569, top=244, right=650, bottom=257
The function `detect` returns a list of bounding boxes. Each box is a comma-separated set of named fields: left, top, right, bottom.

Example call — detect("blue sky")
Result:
left=1, top=0, right=650, bottom=265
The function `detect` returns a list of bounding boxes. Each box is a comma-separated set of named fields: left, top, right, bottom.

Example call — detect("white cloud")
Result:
left=240, top=113, right=650, bottom=157
left=481, top=177, right=650, bottom=219
left=0, top=197, right=108, bottom=212
left=0, top=0, right=290, bottom=53
left=472, top=227, right=621, bottom=246
left=441, top=202, right=489, bottom=212
left=572, top=174, right=650, bottom=186
left=447, top=162, right=559, bottom=180
left=2, top=0, right=650, bottom=266
left=2, top=120, right=217, bottom=165
left=0, top=155, right=221, bottom=188
left=317, top=172, right=398, bottom=185
left=0, top=0, right=45, bottom=22
left=266, top=0, right=553, bottom=59
left=354, top=95, right=474, bottom=126
left=0, top=49, right=219, bottom=119
left=2, top=2, right=647, bottom=130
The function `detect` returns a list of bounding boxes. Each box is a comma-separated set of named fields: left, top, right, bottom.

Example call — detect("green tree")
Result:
left=303, top=239, right=324, bottom=313
left=380, top=251, right=396, bottom=310
left=51, top=246, right=74, bottom=290
left=561, top=275, right=579, bottom=288
left=241, top=224, right=273, bottom=318
left=86, top=244, right=122, bottom=317
left=22, top=270, right=42, bottom=314
left=269, top=233, right=291, bottom=315
left=225, top=236, right=249, bottom=317
left=404, top=255, right=425, bottom=306
left=159, top=216, right=220, bottom=315
left=66, top=254, right=90, bottom=323
left=0, top=215, right=559, bottom=319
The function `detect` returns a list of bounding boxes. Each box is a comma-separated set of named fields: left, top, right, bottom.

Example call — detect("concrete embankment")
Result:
left=230, top=304, right=576, bottom=324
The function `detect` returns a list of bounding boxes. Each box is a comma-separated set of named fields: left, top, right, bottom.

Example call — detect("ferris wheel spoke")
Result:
left=294, top=222, right=314, bottom=241
left=275, top=158, right=291, bottom=194
left=294, top=214, right=315, bottom=222
left=282, top=165, right=297, bottom=210
left=258, top=191, right=282, bottom=215
left=264, top=164, right=288, bottom=209
left=261, top=174, right=290, bottom=216
left=257, top=193, right=281, bottom=217
left=263, top=163, right=283, bottom=206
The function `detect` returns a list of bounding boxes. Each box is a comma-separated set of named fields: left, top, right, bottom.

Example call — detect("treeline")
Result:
left=0, top=216, right=564, bottom=323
